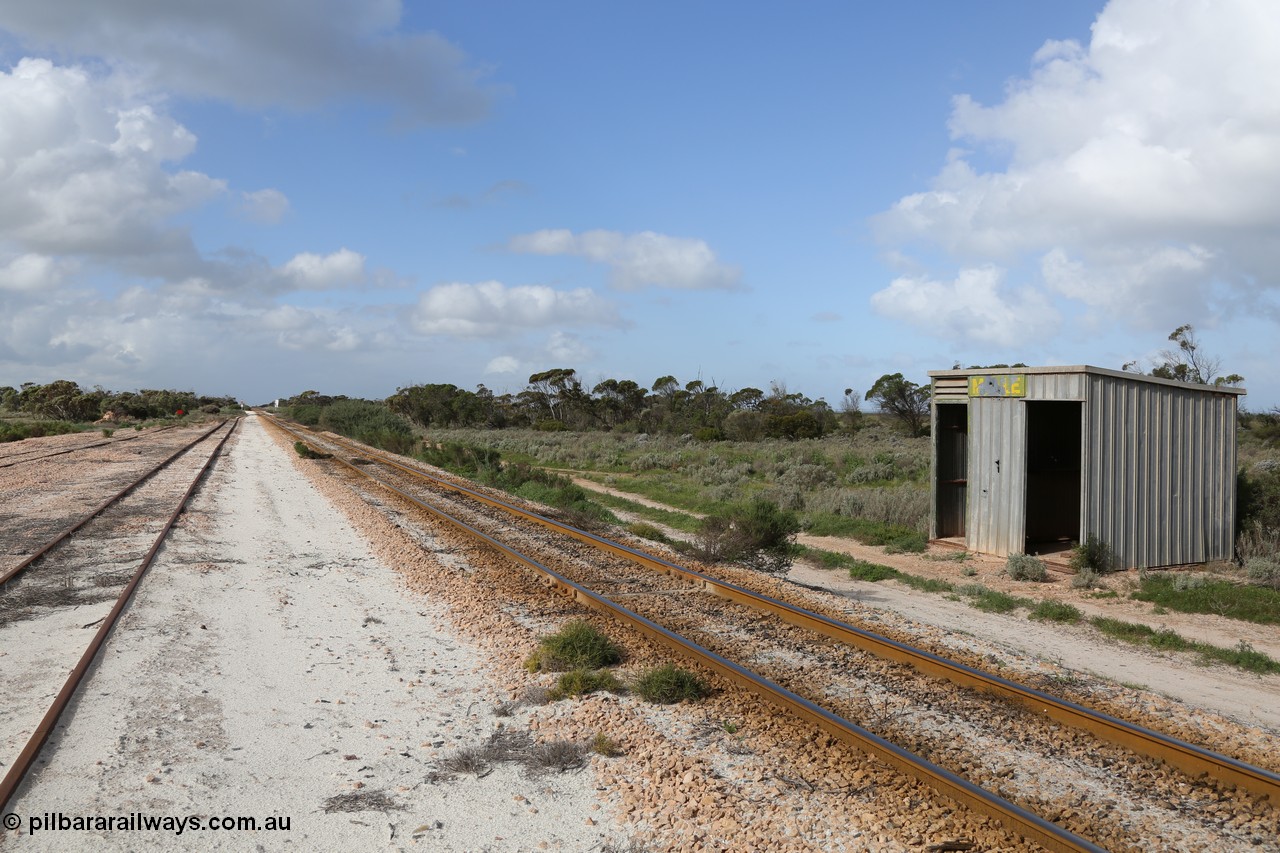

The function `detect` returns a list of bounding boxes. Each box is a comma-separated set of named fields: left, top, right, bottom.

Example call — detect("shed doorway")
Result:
left=935, top=404, right=967, bottom=538
left=1024, top=401, right=1081, bottom=553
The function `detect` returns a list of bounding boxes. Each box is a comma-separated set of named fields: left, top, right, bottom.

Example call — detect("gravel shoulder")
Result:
left=6, top=415, right=617, bottom=851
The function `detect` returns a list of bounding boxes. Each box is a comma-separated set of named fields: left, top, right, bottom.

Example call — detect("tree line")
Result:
left=0, top=380, right=239, bottom=422
left=374, top=370, right=880, bottom=439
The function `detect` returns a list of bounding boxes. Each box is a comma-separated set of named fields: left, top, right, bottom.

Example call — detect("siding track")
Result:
left=0, top=419, right=238, bottom=813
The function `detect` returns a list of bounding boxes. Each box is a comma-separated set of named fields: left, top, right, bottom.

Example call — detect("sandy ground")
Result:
left=5, top=415, right=619, bottom=851
left=571, top=477, right=1280, bottom=731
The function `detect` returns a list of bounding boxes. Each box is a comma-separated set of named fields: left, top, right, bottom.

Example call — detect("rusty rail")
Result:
left=0, top=419, right=238, bottom=813
left=1, top=421, right=228, bottom=587
left=0, top=424, right=178, bottom=470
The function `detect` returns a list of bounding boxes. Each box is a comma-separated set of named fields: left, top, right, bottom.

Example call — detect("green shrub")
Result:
left=959, top=584, right=1027, bottom=614
left=1029, top=600, right=1082, bottom=623
left=1071, top=567, right=1103, bottom=589
left=687, top=497, right=800, bottom=574
left=591, top=733, right=622, bottom=757
left=525, top=621, right=623, bottom=673
left=884, top=530, right=928, bottom=554
left=1005, top=553, right=1048, bottom=582
left=550, top=669, right=623, bottom=699
left=101, top=428, right=114, bottom=437
left=848, top=561, right=898, bottom=582
left=1132, top=573, right=1280, bottom=624
left=626, top=522, right=670, bottom=543
left=632, top=665, right=709, bottom=704
left=1070, top=535, right=1115, bottom=574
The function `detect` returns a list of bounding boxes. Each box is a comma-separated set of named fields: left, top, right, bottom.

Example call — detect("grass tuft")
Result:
left=525, top=621, right=623, bottom=673
left=632, top=664, right=709, bottom=704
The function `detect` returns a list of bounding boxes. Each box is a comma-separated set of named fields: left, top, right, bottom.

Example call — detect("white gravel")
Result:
left=5, top=414, right=618, bottom=851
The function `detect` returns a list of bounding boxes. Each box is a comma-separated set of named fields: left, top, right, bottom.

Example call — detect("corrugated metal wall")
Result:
left=1082, top=374, right=1237, bottom=568
left=966, top=397, right=1026, bottom=557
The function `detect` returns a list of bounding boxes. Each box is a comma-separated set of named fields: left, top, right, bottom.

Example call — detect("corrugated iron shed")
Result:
left=928, top=366, right=1244, bottom=569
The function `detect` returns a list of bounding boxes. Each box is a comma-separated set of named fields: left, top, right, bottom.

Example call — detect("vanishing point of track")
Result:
left=264, top=414, right=1280, bottom=852
left=0, top=419, right=239, bottom=812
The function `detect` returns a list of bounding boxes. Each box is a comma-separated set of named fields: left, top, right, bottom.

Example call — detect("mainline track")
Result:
left=0, top=418, right=238, bottom=813
left=262, top=415, right=1280, bottom=851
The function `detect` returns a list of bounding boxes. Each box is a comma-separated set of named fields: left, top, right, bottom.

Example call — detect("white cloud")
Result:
left=0, top=58, right=224, bottom=262
left=409, top=280, right=621, bottom=337
left=874, top=0, right=1280, bottom=337
left=0, top=0, right=497, bottom=124
left=485, top=355, right=520, bottom=374
left=870, top=266, right=1059, bottom=347
left=239, top=188, right=290, bottom=224
left=281, top=248, right=365, bottom=290
left=509, top=229, right=741, bottom=291
left=0, top=253, right=66, bottom=291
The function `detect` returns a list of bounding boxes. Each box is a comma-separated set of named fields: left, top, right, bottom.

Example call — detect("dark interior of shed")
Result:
left=1024, top=401, right=1081, bottom=551
left=934, top=404, right=967, bottom=538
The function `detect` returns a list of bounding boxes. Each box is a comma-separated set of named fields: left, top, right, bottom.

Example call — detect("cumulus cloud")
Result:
left=485, top=355, right=520, bottom=374
left=509, top=229, right=741, bottom=291
left=873, top=0, right=1280, bottom=339
left=0, top=253, right=67, bottom=291
left=870, top=266, right=1059, bottom=347
left=280, top=249, right=366, bottom=290
left=409, top=280, right=621, bottom=337
left=239, top=188, right=290, bottom=224
left=0, top=0, right=497, bottom=124
left=0, top=58, right=224, bottom=263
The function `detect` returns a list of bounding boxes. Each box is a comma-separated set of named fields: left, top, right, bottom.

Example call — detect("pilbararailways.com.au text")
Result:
left=10, top=811, right=291, bottom=836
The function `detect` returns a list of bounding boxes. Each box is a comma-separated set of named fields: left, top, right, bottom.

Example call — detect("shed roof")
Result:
left=926, top=364, right=1247, bottom=396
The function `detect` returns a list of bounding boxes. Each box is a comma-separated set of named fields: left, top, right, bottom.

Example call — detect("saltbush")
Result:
left=1005, top=553, right=1048, bottom=582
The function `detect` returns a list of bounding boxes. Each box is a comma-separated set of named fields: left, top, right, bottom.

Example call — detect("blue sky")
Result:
left=2, top=0, right=1277, bottom=408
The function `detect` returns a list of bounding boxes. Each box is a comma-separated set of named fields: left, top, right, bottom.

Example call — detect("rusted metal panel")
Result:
left=967, top=397, right=1026, bottom=557
left=1082, top=374, right=1237, bottom=568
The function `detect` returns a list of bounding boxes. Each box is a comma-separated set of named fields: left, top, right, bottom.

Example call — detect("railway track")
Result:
left=0, top=419, right=238, bottom=812
left=0, top=424, right=177, bottom=470
left=262, top=415, right=1279, bottom=851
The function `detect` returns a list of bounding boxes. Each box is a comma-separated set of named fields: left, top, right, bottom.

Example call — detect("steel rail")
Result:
left=274, top=426, right=1103, bottom=853
left=0, top=418, right=239, bottom=814
left=1, top=421, right=228, bottom=587
left=269, top=414, right=1280, bottom=806
left=0, top=424, right=178, bottom=470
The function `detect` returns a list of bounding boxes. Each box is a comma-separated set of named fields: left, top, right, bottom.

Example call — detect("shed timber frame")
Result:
left=928, top=366, right=1244, bottom=569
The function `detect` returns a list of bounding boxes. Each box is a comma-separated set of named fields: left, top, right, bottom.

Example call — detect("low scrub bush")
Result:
left=685, top=497, right=800, bottom=574
left=1005, top=553, right=1048, bottom=582
left=1070, top=535, right=1115, bottom=574
left=959, top=584, right=1028, bottom=614
left=626, top=522, right=670, bottom=543
left=1131, top=574, right=1280, bottom=624
left=0, top=419, right=82, bottom=442
left=1071, top=567, right=1103, bottom=589
left=847, top=560, right=899, bottom=582
left=525, top=621, right=623, bottom=673
left=632, top=665, right=709, bottom=704
left=1029, top=600, right=1082, bottom=623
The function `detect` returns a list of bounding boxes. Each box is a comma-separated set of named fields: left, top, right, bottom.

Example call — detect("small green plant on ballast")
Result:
left=549, top=669, right=624, bottom=700
left=632, top=664, right=709, bottom=704
left=525, top=620, right=623, bottom=673
left=293, top=440, right=330, bottom=459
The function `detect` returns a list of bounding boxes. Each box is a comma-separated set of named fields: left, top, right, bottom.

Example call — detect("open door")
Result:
left=1024, top=401, right=1082, bottom=552
left=935, top=404, right=967, bottom=538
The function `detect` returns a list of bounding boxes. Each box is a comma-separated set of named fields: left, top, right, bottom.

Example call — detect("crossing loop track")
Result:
left=0, top=418, right=239, bottom=813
